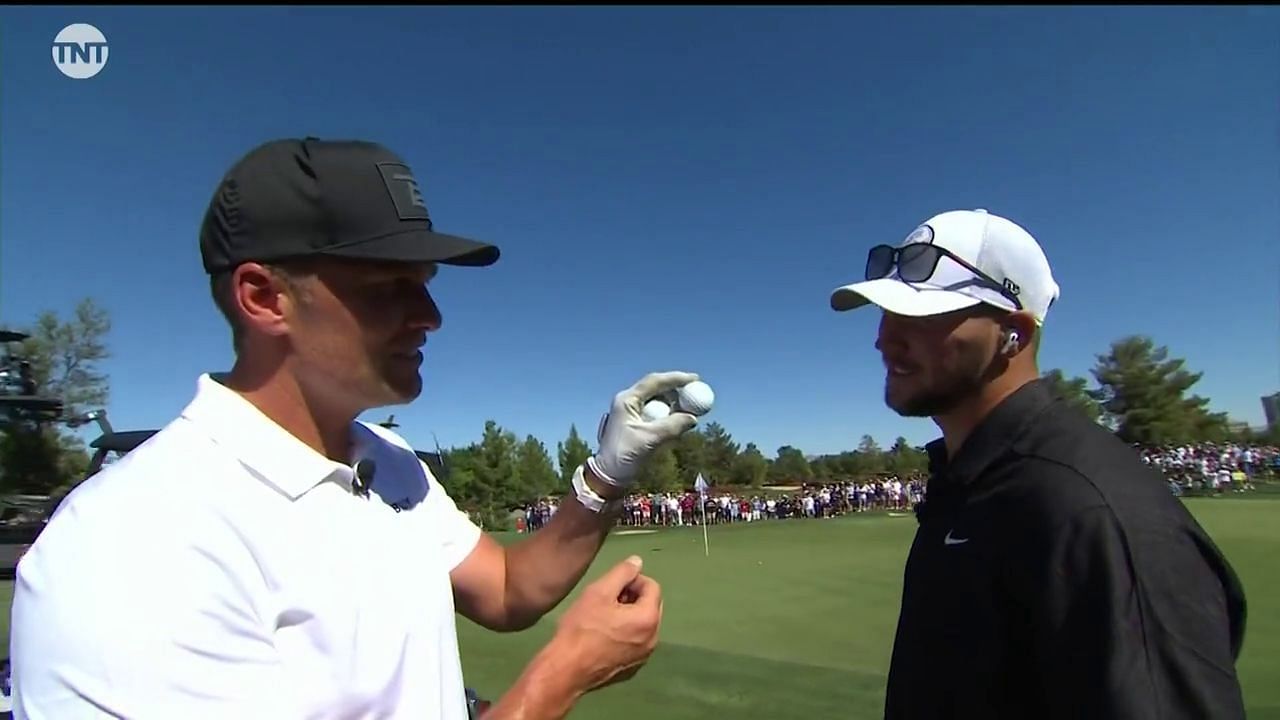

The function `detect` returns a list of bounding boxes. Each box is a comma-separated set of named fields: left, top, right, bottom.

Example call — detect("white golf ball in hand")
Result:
left=642, top=399, right=671, bottom=422
left=676, top=380, right=715, bottom=416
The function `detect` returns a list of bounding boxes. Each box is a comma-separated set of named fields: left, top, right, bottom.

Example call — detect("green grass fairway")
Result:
left=0, top=499, right=1274, bottom=717
left=456, top=500, right=1280, bottom=719
left=1183, top=499, right=1280, bottom=720
left=458, top=515, right=911, bottom=719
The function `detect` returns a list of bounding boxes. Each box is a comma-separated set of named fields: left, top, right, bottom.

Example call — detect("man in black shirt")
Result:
left=830, top=209, right=1247, bottom=719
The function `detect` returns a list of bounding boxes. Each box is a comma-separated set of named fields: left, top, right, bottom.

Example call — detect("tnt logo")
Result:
left=52, top=23, right=108, bottom=80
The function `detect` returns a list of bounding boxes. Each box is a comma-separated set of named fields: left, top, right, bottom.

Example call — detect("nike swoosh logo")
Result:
left=944, top=530, right=969, bottom=546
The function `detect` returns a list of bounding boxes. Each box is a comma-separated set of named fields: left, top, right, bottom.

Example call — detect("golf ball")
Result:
left=676, top=380, right=715, bottom=416
left=642, top=399, right=671, bottom=422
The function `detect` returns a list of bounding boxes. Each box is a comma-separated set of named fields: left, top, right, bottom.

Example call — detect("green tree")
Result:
left=1041, top=369, right=1103, bottom=423
left=769, top=445, right=812, bottom=484
left=885, top=436, right=928, bottom=475
left=854, top=435, right=886, bottom=476
left=440, top=446, right=477, bottom=502
left=556, top=424, right=592, bottom=485
left=516, top=434, right=558, bottom=501
left=672, top=430, right=708, bottom=486
left=1236, top=423, right=1280, bottom=446
left=1090, top=336, right=1229, bottom=445
left=472, top=420, right=522, bottom=510
left=821, top=451, right=861, bottom=479
left=635, top=446, right=681, bottom=493
left=731, top=442, right=770, bottom=488
left=20, top=299, right=110, bottom=420
left=701, top=421, right=739, bottom=484
left=810, top=456, right=833, bottom=483
left=436, top=443, right=485, bottom=504
left=0, top=428, right=67, bottom=495
left=1, top=299, right=111, bottom=495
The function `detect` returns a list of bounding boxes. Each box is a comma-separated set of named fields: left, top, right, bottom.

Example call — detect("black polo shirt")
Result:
left=884, top=379, right=1247, bottom=720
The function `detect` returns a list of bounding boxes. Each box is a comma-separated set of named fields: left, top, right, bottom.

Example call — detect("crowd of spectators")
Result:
left=1138, top=442, right=1278, bottom=495
left=512, top=441, right=1280, bottom=532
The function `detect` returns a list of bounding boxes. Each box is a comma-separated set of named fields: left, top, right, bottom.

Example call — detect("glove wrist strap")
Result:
left=573, top=463, right=623, bottom=514
left=586, top=455, right=625, bottom=488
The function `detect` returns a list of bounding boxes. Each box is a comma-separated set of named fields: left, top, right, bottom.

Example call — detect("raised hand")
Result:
left=587, top=371, right=702, bottom=488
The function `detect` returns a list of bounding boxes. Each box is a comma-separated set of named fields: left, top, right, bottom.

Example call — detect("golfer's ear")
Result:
left=232, top=262, right=292, bottom=340
left=997, top=310, right=1037, bottom=357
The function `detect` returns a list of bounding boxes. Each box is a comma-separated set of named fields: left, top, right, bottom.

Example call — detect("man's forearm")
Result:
left=485, top=641, right=584, bottom=720
left=501, top=468, right=621, bottom=629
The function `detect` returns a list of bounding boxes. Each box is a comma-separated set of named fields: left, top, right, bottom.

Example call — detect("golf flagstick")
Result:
left=695, top=472, right=710, bottom=556
left=432, top=432, right=448, bottom=481
left=700, top=503, right=709, bottom=556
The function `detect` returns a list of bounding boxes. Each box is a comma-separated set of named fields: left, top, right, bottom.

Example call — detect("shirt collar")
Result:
left=179, top=373, right=373, bottom=499
left=925, top=378, right=1056, bottom=491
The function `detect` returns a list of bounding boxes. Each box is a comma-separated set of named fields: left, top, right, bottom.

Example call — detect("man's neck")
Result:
left=222, top=360, right=355, bottom=462
left=934, top=371, right=1037, bottom=458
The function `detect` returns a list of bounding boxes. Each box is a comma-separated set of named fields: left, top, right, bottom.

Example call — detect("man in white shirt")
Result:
left=11, top=137, right=705, bottom=719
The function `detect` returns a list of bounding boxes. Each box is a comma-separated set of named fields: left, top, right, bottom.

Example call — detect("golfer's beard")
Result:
left=887, top=348, right=991, bottom=418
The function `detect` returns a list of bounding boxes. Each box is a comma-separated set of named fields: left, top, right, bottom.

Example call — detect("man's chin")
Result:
left=390, top=381, right=422, bottom=404
left=885, top=386, right=955, bottom=418
left=374, top=374, right=422, bottom=407
left=887, top=397, right=936, bottom=418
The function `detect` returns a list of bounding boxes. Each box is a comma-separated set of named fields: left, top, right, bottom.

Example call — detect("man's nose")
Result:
left=407, top=286, right=443, bottom=332
left=875, top=310, right=903, bottom=352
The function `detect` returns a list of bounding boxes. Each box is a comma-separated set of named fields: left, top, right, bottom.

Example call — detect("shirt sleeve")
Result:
left=418, top=460, right=482, bottom=572
left=358, top=421, right=482, bottom=572
left=1018, top=504, right=1246, bottom=720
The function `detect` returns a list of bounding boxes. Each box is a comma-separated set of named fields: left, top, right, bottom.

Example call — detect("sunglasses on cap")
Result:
left=865, top=243, right=1023, bottom=311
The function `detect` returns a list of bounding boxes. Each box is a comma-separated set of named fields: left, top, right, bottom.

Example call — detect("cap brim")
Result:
left=830, top=278, right=981, bottom=316
left=324, top=228, right=500, bottom=268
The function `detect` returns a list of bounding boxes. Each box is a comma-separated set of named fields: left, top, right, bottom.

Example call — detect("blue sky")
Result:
left=2, top=6, right=1277, bottom=461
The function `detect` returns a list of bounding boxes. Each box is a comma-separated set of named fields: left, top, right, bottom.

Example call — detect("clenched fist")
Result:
left=550, top=555, right=663, bottom=691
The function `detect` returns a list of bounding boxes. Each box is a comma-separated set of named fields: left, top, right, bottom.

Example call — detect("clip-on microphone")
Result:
left=352, top=459, right=376, bottom=499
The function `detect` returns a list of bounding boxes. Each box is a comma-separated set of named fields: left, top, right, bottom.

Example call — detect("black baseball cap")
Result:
left=199, top=137, right=500, bottom=274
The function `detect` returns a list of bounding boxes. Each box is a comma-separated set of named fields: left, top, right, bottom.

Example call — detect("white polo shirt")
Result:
left=10, top=373, right=482, bottom=719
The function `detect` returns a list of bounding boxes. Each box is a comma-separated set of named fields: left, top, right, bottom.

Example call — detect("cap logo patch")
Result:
left=377, top=162, right=430, bottom=223
left=902, top=224, right=934, bottom=246
left=1003, top=278, right=1021, bottom=296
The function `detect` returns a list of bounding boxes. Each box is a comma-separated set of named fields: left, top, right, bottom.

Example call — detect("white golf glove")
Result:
left=586, top=371, right=701, bottom=489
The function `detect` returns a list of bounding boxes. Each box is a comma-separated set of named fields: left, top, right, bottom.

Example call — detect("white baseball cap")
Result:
left=829, top=208, right=1060, bottom=324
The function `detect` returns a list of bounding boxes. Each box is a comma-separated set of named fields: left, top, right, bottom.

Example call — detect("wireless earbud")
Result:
left=1000, top=330, right=1021, bottom=356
